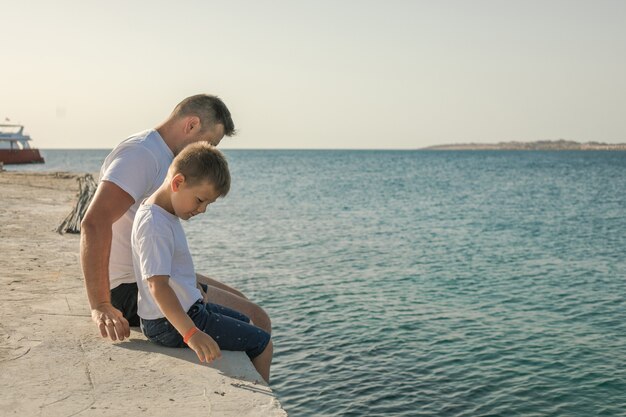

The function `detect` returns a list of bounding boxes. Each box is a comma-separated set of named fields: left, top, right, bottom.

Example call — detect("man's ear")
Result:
left=171, top=173, right=185, bottom=192
left=183, top=116, right=201, bottom=135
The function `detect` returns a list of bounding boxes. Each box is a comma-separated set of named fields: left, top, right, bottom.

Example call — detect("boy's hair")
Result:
left=170, top=143, right=231, bottom=196
left=172, top=94, right=236, bottom=136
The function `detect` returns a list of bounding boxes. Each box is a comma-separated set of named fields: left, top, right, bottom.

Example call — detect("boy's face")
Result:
left=171, top=178, right=220, bottom=220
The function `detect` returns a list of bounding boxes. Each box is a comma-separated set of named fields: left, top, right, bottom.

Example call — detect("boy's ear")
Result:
left=171, top=173, right=185, bottom=192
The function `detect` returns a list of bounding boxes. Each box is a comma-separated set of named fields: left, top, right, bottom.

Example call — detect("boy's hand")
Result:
left=187, top=331, right=222, bottom=363
left=91, top=303, right=130, bottom=342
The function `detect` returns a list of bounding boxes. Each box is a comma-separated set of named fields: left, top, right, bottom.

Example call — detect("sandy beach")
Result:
left=0, top=171, right=286, bottom=416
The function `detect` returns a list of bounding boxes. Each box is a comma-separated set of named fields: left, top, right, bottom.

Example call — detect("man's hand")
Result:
left=187, top=331, right=222, bottom=363
left=91, top=303, right=130, bottom=342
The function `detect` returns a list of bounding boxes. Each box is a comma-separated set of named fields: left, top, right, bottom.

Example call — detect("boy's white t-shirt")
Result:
left=131, top=203, right=202, bottom=320
left=99, top=129, right=174, bottom=290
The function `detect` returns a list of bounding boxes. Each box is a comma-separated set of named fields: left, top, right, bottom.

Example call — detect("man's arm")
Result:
left=80, top=180, right=134, bottom=341
left=148, top=276, right=221, bottom=363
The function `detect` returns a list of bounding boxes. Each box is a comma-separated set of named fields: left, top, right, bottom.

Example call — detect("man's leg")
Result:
left=196, top=273, right=247, bottom=299
left=110, top=283, right=140, bottom=327
left=196, top=273, right=272, bottom=334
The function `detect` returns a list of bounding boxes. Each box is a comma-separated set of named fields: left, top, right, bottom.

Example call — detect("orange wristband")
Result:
left=183, top=327, right=199, bottom=344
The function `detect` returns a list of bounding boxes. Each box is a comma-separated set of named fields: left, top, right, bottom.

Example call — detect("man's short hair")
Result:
left=173, top=94, right=236, bottom=136
left=170, top=142, right=231, bottom=196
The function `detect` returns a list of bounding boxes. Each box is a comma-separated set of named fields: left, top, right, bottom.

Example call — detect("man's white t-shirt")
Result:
left=99, top=129, right=174, bottom=290
left=131, top=203, right=202, bottom=320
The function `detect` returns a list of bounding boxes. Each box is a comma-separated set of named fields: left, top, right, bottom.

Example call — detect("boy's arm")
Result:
left=148, top=275, right=221, bottom=363
left=80, top=181, right=135, bottom=342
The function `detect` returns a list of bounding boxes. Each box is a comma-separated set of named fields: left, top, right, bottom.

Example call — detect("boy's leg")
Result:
left=141, top=317, right=185, bottom=347
left=196, top=273, right=272, bottom=334
left=252, top=339, right=273, bottom=383
left=189, top=303, right=272, bottom=383
left=205, top=301, right=251, bottom=323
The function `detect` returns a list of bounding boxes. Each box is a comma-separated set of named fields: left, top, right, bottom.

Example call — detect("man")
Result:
left=81, top=94, right=271, bottom=342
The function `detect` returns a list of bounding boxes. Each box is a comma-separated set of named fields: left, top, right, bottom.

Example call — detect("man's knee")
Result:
left=231, top=287, right=247, bottom=299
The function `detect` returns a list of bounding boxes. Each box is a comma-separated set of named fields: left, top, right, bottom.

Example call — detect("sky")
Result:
left=1, top=0, right=625, bottom=149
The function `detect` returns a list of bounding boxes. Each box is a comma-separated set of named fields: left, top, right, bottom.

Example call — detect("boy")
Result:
left=131, top=142, right=272, bottom=382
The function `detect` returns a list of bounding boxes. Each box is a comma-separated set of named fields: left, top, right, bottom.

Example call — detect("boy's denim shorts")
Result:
left=141, top=300, right=271, bottom=359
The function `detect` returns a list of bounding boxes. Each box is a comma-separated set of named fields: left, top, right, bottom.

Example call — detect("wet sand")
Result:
left=0, top=171, right=286, bottom=416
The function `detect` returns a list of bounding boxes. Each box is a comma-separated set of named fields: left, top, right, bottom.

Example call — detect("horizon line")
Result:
left=39, top=147, right=425, bottom=151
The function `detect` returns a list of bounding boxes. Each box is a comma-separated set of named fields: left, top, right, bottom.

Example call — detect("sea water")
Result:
left=14, top=149, right=626, bottom=416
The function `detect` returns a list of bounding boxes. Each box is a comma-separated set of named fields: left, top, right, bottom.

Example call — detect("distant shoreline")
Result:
left=423, top=140, right=626, bottom=151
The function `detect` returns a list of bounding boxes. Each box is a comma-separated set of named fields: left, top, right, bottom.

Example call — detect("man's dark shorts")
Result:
left=111, top=283, right=214, bottom=328
left=110, top=283, right=140, bottom=327
left=141, top=300, right=271, bottom=359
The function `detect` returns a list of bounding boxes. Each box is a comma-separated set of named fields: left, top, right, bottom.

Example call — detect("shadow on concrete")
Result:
left=114, top=336, right=270, bottom=390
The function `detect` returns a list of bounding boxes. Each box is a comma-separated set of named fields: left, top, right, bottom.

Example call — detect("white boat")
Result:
left=0, top=124, right=45, bottom=164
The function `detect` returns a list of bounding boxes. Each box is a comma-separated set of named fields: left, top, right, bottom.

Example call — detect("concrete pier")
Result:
left=0, top=172, right=287, bottom=416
